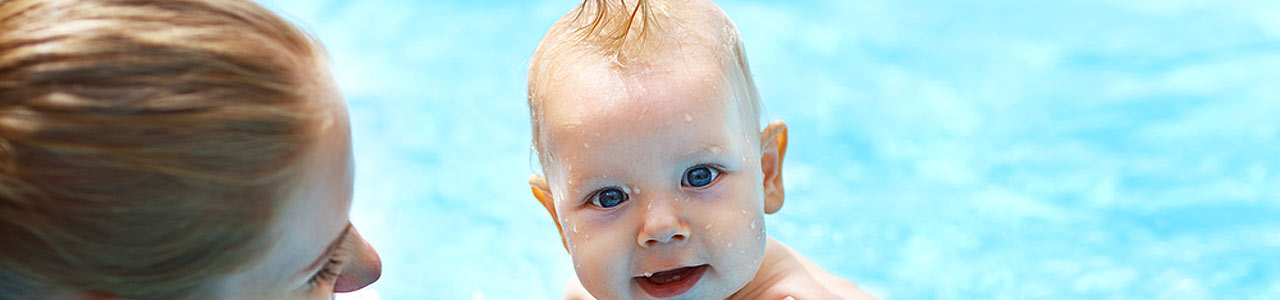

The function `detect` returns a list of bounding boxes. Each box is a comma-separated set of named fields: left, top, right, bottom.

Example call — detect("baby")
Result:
left=526, top=0, right=876, bottom=299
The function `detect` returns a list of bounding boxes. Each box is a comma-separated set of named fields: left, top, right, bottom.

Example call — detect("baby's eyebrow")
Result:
left=679, top=143, right=726, bottom=157
left=560, top=173, right=624, bottom=195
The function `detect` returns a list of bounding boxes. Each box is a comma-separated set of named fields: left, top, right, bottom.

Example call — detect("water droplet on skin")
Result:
left=741, top=209, right=747, bottom=215
left=685, top=114, right=693, bottom=122
left=583, top=142, right=590, bottom=148
left=633, top=187, right=641, bottom=194
left=750, top=221, right=756, bottom=229
left=708, top=146, right=721, bottom=154
left=727, top=242, right=733, bottom=249
left=647, top=203, right=652, bottom=210
left=573, top=223, right=578, bottom=233
left=594, top=132, right=601, bottom=137
left=705, top=224, right=713, bottom=230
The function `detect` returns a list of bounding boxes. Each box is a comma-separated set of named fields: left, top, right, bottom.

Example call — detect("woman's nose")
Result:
left=334, top=227, right=381, bottom=293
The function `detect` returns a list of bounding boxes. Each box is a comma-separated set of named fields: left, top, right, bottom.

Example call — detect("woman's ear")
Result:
left=529, top=174, right=569, bottom=252
left=759, top=120, right=788, bottom=214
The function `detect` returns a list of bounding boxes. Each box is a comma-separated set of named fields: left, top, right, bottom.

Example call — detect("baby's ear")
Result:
left=759, top=120, right=788, bottom=214
left=530, top=174, right=570, bottom=252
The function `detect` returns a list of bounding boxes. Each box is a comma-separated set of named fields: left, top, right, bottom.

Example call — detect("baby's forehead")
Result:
left=539, top=60, right=746, bottom=131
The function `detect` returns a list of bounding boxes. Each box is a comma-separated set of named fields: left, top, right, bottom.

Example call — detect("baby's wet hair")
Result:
left=527, top=0, right=764, bottom=156
left=574, top=0, right=660, bottom=56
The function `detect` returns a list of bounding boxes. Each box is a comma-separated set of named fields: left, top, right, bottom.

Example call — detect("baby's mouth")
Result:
left=634, top=264, right=709, bottom=298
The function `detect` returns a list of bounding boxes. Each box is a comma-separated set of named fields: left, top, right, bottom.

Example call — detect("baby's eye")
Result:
left=682, top=165, right=719, bottom=188
left=590, top=187, right=628, bottom=208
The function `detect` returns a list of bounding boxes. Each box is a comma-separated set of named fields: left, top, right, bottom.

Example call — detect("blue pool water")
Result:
left=256, top=0, right=1280, bottom=299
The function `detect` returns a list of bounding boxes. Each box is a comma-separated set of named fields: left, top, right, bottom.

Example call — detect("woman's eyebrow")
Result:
left=295, top=224, right=353, bottom=277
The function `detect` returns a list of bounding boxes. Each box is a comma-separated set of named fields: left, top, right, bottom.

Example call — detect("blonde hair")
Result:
left=0, top=0, right=327, bottom=298
left=573, top=0, right=661, bottom=56
left=526, top=0, right=761, bottom=153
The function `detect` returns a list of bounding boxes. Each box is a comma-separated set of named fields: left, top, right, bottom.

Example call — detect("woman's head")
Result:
left=0, top=0, right=379, bottom=298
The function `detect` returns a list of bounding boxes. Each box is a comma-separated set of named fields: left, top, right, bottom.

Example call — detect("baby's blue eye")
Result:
left=591, top=187, right=627, bottom=208
left=682, top=165, right=719, bottom=188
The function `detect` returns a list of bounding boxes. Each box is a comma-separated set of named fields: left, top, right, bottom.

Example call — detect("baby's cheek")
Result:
left=701, top=206, right=766, bottom=257
left=733, top=212, right=767, bottom=260
left=565, top=222, right=635, bottom=297
left=565, top=224, right=607, bottom=265
left=733, top=213, right=768, bottom=288
left=748, top=213, right=767, bottom=262
left=561, top=214, right=611, bottom=254
left=695, top=208, right=767, bottom=296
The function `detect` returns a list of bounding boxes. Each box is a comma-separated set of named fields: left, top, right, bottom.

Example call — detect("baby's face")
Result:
left=538, top=63, right=766, bottom=299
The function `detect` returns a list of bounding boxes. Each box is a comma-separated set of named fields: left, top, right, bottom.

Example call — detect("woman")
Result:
left=0, top=0, right=380, bottom=299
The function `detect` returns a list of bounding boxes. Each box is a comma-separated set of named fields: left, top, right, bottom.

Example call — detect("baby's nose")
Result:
left=637, top=201, right=690, bottom=248
left=642, top=227, right=688, bottom=248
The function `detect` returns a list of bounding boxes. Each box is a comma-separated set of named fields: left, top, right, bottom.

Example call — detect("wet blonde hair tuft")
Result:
left=527, top=0, right=762, bottom=154
left=572, top=0, right=665, bottom=60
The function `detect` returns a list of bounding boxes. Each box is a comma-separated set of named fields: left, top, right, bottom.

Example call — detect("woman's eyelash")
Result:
left=308, top=258, right=343, bottom=286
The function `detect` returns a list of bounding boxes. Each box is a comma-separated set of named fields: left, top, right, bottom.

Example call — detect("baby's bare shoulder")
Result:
left=752, top=267, right=876, bottom=300
left=813, top=272, right=878, bottom=300
left=754, top=238, right=879, bottom=300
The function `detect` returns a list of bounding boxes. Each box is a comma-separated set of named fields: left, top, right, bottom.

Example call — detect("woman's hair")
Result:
left=0, top=0, right=328, bottom=298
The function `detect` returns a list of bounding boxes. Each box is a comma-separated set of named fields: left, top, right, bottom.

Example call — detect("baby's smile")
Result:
left=634, top=264, right=710, bottom=298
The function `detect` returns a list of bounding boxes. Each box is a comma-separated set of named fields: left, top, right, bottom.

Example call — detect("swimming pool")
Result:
left=257, top=0, right=1280, bottom=299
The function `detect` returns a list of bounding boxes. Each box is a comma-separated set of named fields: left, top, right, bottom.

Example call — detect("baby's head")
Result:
left=526, top=0, right=788, bottom=298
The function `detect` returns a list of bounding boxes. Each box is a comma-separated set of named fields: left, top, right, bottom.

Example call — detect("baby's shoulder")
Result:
left=811, top=272, right=878, bottom=300
left=748, top=238, right=878, bottom=300
left=754, top=266, right=876, bottom=300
